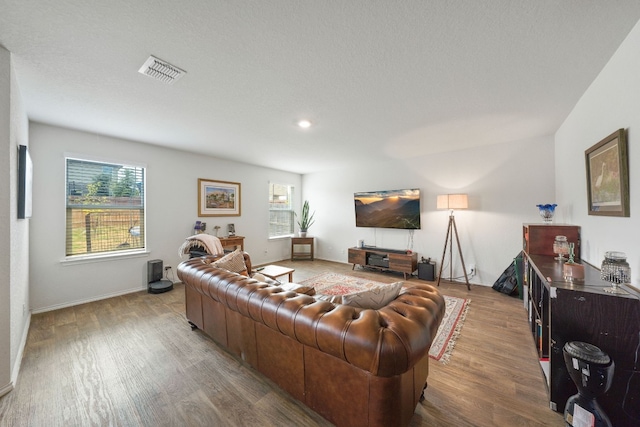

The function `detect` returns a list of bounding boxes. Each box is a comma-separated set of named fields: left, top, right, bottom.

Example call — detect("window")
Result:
left=269, top=183, right=294, bottom=238
left=65, top=156, right=146, bottom=257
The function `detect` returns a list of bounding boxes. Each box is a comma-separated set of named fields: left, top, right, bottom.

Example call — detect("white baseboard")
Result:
left=31, top=286, right=147, bottom=314
left=10, top=312, right=31, bottom=388
left=0, top=381, right=13, bottom=398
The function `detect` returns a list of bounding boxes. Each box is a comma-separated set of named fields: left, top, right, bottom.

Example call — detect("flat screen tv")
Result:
left=354, top=188, right=421, bottom=229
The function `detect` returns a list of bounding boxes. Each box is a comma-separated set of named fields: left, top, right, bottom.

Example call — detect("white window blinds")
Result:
left=65, top=157, right=146, bottom=257
left=269, top=183, right=294, bottom=238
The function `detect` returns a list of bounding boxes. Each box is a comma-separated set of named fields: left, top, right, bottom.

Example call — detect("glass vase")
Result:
left=601, top=251, right=631, bottom=294
left=536, top=204, right=557, bottom=224
left=553, top=236, right=569, bottom=261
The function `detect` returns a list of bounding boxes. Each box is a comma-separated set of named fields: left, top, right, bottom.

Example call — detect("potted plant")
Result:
left=296, top=200, right=315, bottom=237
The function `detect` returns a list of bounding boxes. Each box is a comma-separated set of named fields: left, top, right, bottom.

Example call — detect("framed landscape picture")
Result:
left=198, top=179, right=241, bottom=217
left=585, top=129, right=630, bottom=217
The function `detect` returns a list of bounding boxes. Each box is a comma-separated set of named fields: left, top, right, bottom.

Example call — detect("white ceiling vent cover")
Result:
left=138, top=55, right=186, bottom=85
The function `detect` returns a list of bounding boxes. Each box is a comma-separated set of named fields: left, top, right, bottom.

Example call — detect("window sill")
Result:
left=268, top=234, right=295, bottom=241
left=61, top=249, right=150, bottom=265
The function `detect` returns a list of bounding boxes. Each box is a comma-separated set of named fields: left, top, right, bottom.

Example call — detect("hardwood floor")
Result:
left=0, top=259, right=564, bottom=426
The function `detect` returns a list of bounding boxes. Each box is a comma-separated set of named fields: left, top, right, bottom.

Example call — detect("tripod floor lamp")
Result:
left=436, top=194, right=471, bottom=290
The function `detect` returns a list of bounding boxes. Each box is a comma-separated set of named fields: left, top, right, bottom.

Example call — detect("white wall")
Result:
left=29, top=123, right=301, bottom=312
left=556, top=19, right=640, bottom=288
left=8, top=50, right=30, bottom=391
left=0, top=43, right=13, bottom=397
left=303, top=135, right=556, bottom=285
left=1, top=47, right=30, bottom=397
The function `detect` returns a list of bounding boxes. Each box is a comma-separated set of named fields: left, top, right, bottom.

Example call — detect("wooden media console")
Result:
left=348, top=247, right=417, bottom=279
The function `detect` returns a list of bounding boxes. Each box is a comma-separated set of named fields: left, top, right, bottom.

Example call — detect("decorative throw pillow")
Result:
left=212, top=249, right=248, bottom=276
left=341, top=281, right=403, bottom=309
left=313, top=293, right=344, bottom=304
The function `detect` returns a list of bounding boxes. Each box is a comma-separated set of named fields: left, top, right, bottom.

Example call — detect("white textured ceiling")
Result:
left=2, top=1, right=640, bottom=174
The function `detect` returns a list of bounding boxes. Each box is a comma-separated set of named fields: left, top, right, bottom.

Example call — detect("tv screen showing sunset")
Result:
left=354, top=189, right=421, bottom=229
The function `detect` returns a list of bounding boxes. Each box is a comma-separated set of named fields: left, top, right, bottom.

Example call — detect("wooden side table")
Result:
left=291, top=237, right=314, bottom=260
left=258, top=265, right=295, bottom=283
left=219, top=235, right=244, bottom=251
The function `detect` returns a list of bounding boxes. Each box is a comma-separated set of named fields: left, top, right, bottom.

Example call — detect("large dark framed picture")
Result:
left=17, top=144, right=33, bottom=219
left=585, top=129, right=629, bottom=217
left=197, top=178, right=241, bottom=217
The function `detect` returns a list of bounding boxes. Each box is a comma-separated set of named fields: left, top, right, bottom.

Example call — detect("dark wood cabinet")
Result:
left=348, top=247, right=417, bottom=279
left=523, top=224, right=581, bottom=260
left=522, top=253, right=640, bottom=426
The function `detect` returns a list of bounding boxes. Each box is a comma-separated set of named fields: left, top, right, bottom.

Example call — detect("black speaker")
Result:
left=418, top=261, right=435, bottom=281
left=147, top=259, right=173, bottom=294
left=148, top=259, right=163, bottom=283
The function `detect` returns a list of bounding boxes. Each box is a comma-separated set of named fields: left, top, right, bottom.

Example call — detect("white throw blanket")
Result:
left=178, top=234, right=225, bottom=257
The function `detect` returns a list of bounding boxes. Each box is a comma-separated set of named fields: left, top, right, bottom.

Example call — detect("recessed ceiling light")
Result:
left=297, top=119, right=312, bottom=129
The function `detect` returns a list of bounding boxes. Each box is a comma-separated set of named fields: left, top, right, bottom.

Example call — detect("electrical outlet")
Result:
left=468, top=264, right=476, bottom=277
left=164, top=266, right=171, bottom=271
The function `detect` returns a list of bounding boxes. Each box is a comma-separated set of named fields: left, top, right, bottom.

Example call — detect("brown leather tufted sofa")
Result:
left=177, top=253, right=445, bottom=427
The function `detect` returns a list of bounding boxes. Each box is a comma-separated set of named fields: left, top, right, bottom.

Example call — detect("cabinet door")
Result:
left=550, top=288, right=640, bottom=425
left=348, top=248, right=366, bottom=265
left=388, top=253, right=416, bottom=274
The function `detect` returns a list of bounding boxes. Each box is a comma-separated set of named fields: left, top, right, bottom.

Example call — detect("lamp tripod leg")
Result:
left=451, top=216, right=471, bottom=290
left=449, top=227, right=453, bottom=282
left=437, top=216, right=453, bottom=287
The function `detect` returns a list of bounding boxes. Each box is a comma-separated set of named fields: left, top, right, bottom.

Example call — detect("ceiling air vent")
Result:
left=138, top=55, right=186, bottom=85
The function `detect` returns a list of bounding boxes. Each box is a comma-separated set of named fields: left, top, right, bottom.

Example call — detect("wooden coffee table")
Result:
left=258, top=265, right=295, bottom=283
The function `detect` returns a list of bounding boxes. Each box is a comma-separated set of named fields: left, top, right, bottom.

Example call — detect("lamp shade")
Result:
left=437, top=194, right=468, bottom=210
